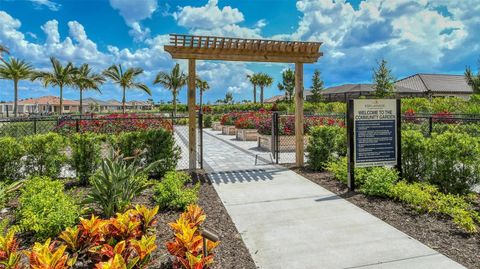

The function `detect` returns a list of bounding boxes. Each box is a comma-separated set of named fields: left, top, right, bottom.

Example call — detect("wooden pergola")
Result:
left=164, top=34, right=323, bottom=170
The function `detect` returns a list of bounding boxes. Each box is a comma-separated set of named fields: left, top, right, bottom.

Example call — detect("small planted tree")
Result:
left=372, top=59, right=395, bottom=98
left=224, top=91, right=234, bottom=104
left=277, top=68, right=295, bottom=102
left=310, top=69, right=324, bottom=102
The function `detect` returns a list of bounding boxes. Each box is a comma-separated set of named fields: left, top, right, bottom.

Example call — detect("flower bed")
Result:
left=55, top=113, right=173, bottom=134
left=256, top=115, right=344, bottom=136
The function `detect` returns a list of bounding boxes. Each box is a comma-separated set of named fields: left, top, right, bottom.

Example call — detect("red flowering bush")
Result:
left=432, top=110, right=456, bottom=124
left=55, top=114, right=173, bottom=134
left=234, top=110, right=271, bottom=129
left=403, top=108, right=421, bottom=124
left=220, top=112, right=248, bottom=126
left=257, top=115, right=344, bottom=135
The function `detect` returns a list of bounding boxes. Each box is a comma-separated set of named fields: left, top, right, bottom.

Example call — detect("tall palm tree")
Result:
left=72, top=64, right=105, bottom=116
left=257, top=73, right=273, bottom=104
left=0, top=45, right=10, bottom=61
left=103, top=64, right=151, bottom=114
left=196, top=77, right=209, bottom=111
left=153, top=64, right=186, bottom=118
left=247, top=74, right=260, bottom=103
left=0, top=58, right=34, bottom=117
left=31, top=57, right=76, bottom=115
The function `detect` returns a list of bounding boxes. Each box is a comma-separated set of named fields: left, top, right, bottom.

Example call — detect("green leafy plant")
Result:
left=17, top=177, right=79, bottom=240
left=22, top=132, right=67, bottom=178
left=401, top=130, right=429, bottom=182
left=203, top=114, right=213, bottom=128
left=86, top=151, right=156, bottom=217
left=307, top=126, right=345, bottom=171
left=113, top=129, right=180, bottom=178
left=360, top=167, right=398, bottom=197
left=427, top=131, right=480, bottom=194
left=69, top=133, right=103, bottom=185
left=389, top=181, right=479, bottom=233
left=0, top=137, right=24, bottom=182
left=154, top=171, right=199, bottom=210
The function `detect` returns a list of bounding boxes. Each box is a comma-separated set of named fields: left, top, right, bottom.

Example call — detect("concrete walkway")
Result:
left=195, top=128, right=465, bottom=269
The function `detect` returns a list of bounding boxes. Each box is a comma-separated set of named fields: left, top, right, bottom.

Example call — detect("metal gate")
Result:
left=197, top=111, right=204, bottom=169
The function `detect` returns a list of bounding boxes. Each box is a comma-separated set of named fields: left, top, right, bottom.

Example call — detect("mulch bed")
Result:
left=0, top=172, right=257, bottom=269
left=287, top=166, right=480, bottom=269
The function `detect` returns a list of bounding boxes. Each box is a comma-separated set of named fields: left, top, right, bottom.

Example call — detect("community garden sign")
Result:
left=347, top=99, right=401, bottom=191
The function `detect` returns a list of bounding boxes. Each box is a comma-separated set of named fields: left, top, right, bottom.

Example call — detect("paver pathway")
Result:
left=179, top=127, right=465, bottom=268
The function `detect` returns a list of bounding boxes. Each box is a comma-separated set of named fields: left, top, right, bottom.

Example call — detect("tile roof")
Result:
left=320, top=84, right=421, bottom=95
left=395, top=74, right=472, bottom=93
left=17, top=96, right=79, bottom=105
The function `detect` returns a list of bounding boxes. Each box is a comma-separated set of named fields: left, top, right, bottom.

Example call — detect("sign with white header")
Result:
left=353, top=99, right=398, bottom=167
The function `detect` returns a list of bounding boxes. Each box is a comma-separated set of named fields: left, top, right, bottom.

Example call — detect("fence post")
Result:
left=75, top=118, right=80, bottom=133
left=198, top=111, right=203, bottom=170
left=33, top=118, right=37, bottom=134
left=428, top=116, right=433, bottom=135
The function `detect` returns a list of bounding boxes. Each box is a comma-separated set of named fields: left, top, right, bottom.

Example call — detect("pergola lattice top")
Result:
left=164, top=34, right=323, bottom=63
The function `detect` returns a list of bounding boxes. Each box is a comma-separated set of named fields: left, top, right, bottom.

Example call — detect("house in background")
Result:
left=395, top=74, right=472, bottom=99
left=0, top=96, right=79, bottom=115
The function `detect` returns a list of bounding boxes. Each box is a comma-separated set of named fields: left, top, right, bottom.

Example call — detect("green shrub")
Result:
left=0, top=137, right=24, bottom=182
left=22, top=133, right=67, bottom=178
left=154, top=171, right=198, bottom=210
left=401, top=130, right=429, bottom=182
left=427, top=131, right=480, bottom=194
left=325, top=157, right=369, bottom=186
left=307, top=126, right=344, bottom=171
left=360, top=167, right=398, bottom=197
left=203, top=114, right=213, bottom=128
left=17, top=176, right=79, bottom=239
left=113, top=129, right=180, bottom=178
left=389, top=181, right=479, bottom=233
left=69, top=133, right=103, bottom=185
left=86, top=152, right=155, bottom=217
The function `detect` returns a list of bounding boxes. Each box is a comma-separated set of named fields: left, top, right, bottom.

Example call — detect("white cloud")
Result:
left=29, top=0, right=60, bottom=11
left=109, top=0, right=158, bottom=42
left=174, top=0, right=243, bottom=29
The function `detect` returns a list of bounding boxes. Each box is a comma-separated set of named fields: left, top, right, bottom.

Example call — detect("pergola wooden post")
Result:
left=295, top=63, right=304, bottom=166
left=165, top=34, right=323, bottom=170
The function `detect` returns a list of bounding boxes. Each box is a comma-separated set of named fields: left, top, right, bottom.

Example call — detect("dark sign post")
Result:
left=347, top=99, right=401, bottom=191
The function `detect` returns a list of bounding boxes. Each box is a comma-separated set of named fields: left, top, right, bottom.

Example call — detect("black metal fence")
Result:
left=0, top=114, right=194, bottom=170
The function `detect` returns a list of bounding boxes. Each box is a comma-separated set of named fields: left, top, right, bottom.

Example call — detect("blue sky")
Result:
left=0, top=0, right=479, bottom=103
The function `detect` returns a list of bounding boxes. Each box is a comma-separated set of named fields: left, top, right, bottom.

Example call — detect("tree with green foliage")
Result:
left=224, top=91, right=234, bottom=104
left=72, top=64, right=105, bottom=116
left=372, top=59, right=395, bottom=98
left=103, top=64, right=151, bottom=114
left=257, top=73, right=273, bottom=104
left=31, top=57, right=77, bottom=115
left=277, top=68, right=295, bottom=102
left=153, top=63, right=186, bottom=117
left=196, top=77, right=209, bottom=111
left=247, top=73, right=260, bottom=103
left=465, top=61, right=480, bottom=94
left=310, top=69, right=324, bottom=102
left=0, top=58, right=34, bottom=117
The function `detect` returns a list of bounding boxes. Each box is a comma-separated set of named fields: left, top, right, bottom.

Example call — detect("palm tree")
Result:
left=465, top=66, right=480, bottom=94
left=257, top=73, right=273, bottom=104
left=277, top=69, right=295, bottom=102
left=103, top=64, right=151, bottom=114
left=224, top=91, right=234, bottom=104
left=0, top=45, right=10, bottom=61
left=247, top=74, right=260, bottom=103
left=196, top=77, right=209, bottom=111
left=153, top=64, right=186, bottom=118
left=72, top=64, right=105, bottom=116
left=0, top=58, right=33, bottom=117
left=31, top=57, right=76, bottom=115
